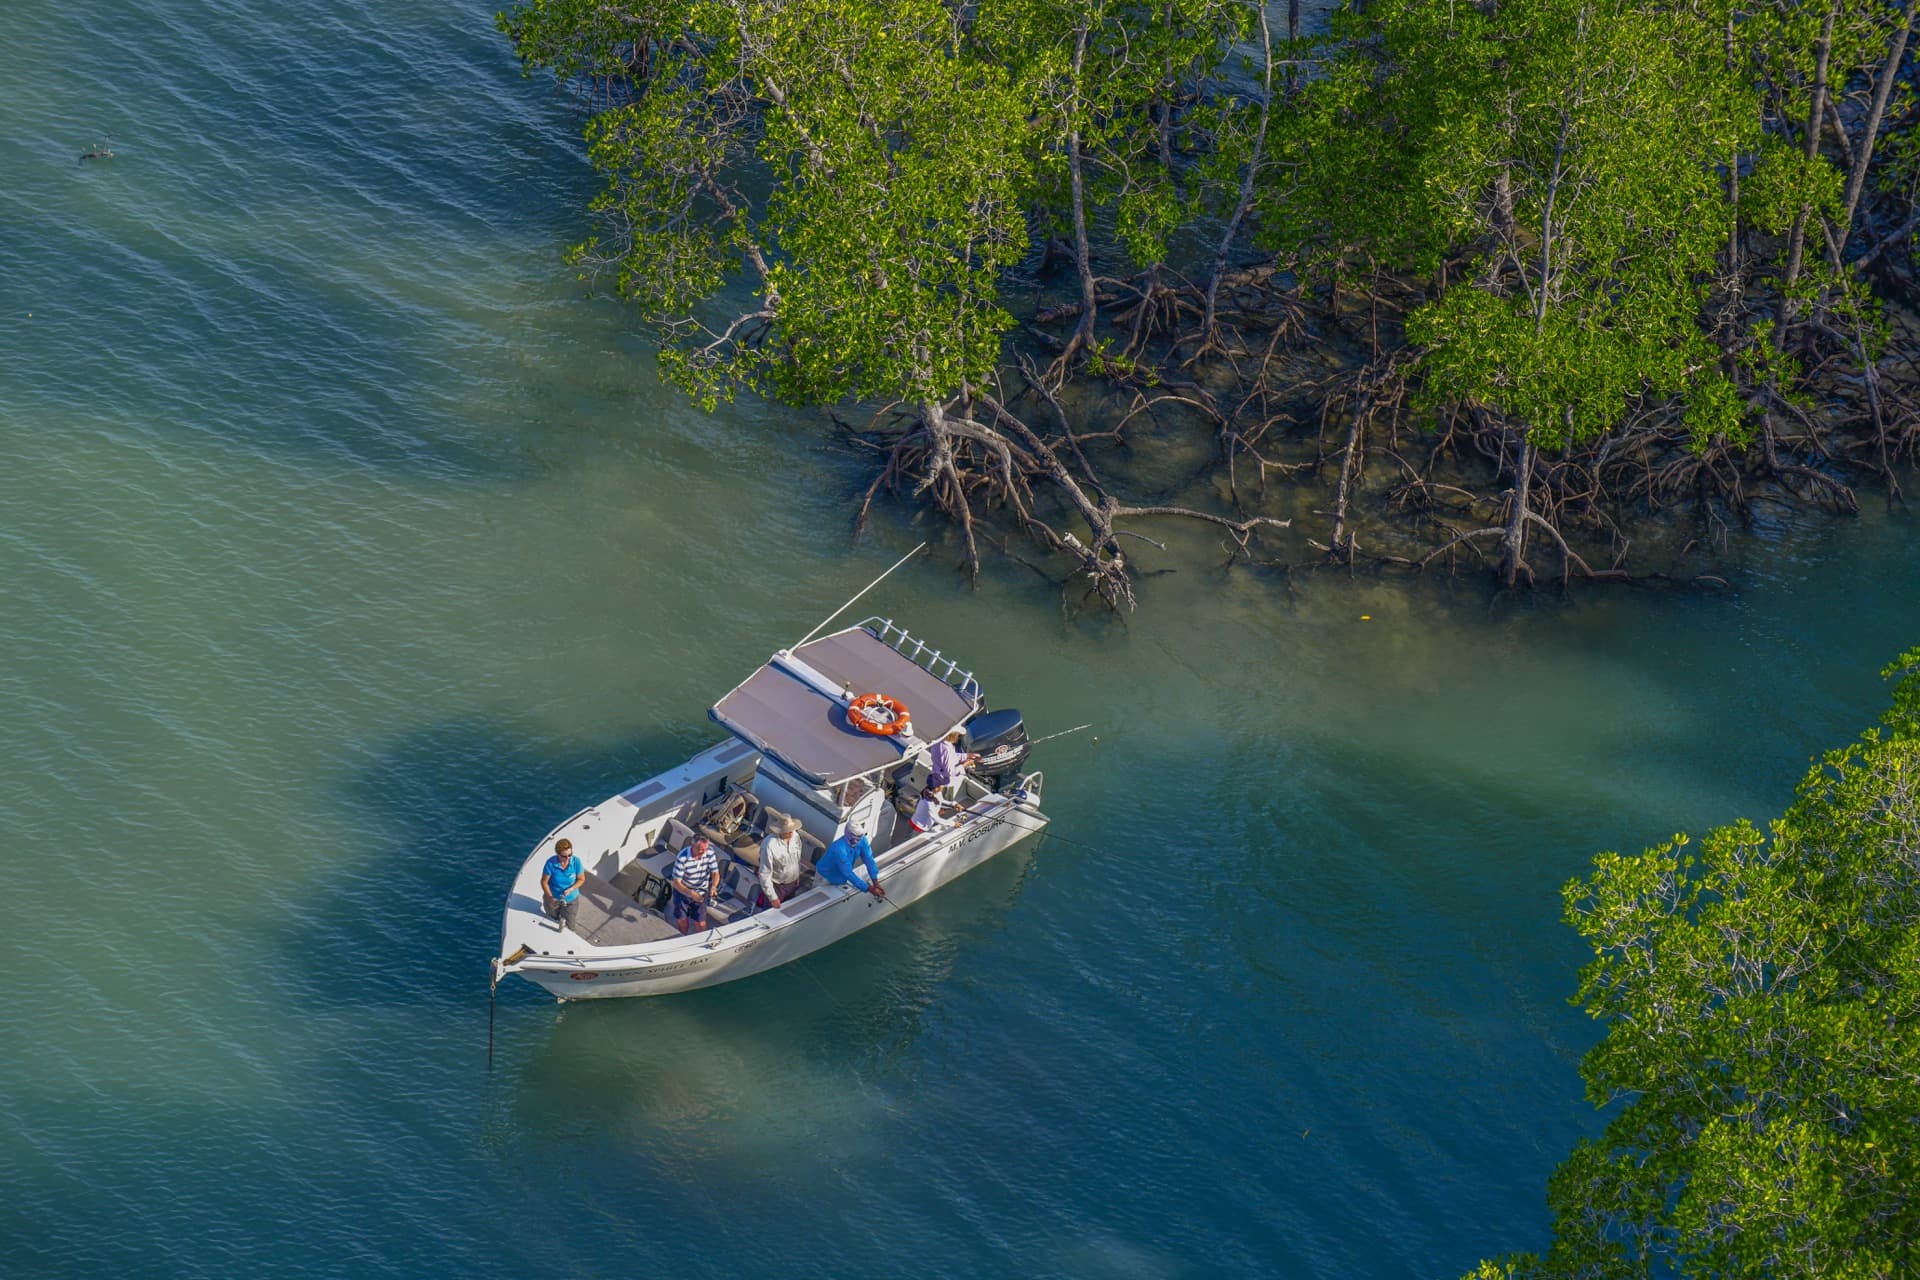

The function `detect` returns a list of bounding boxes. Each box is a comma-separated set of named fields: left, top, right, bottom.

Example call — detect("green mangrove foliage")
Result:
left=502, top=0, right=1291, bottom=608
left=1469, top=650, right=1920, bottom=1278
left=500, top=0, right=1920, bottom=597
left=1271, top=0, right=1914, bottom=580
left=525, top=0, right=1032, bottom=409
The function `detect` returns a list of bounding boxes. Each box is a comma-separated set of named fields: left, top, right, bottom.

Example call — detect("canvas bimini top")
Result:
left=708, top=622, right=982, bottom=787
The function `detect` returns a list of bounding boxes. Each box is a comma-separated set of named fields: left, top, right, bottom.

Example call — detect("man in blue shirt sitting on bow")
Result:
left=818, top=819, right=886, bottom=900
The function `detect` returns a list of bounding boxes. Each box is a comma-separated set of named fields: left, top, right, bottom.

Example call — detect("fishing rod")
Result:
left=792, top=542, right=927, bottom=650
left=1022, top=723, right=1092, bottom=748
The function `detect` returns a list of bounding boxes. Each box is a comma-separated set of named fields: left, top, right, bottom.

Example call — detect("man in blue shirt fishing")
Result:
left=818, top=819, right=886, bottom=900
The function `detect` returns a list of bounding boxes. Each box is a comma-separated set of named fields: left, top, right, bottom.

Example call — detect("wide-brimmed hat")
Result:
left=772, top=813, right=802, bottom=835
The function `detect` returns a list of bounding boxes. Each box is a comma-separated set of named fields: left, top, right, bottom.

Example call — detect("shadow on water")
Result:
left=501, top=854, right=1017, bottom=1046
left=268, top=715, right=691, bottom=1015
left=471, top=841, right=1042, bottom=1229
left=288, top=701, right=1042, bottom=1033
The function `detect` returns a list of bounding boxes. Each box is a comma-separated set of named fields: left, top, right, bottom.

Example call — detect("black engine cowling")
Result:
left=964, top=707, right=1030, bottom=787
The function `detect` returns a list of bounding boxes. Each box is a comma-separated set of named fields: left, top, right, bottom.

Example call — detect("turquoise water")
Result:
left=4, top=3, right=1917, bottom=1277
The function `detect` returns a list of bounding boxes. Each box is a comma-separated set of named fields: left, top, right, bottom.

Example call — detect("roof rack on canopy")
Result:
left=708, top=621, right=982, bottom=787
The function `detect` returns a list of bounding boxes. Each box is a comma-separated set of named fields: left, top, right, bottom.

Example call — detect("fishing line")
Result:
left=487, top=722, right=1208, bottom=1048
left=944, top=781, right=1310, bottom=885
left=1021, top=723, right=1092, bottom=747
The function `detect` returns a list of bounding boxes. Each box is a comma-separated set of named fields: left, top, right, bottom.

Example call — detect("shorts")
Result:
left=756, top=880, right=803, bottom=909
left=671, top=891, right=708, bottom=924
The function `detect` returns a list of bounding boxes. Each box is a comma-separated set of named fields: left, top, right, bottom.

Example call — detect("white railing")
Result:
left=858, top=617, right=982, bottom=702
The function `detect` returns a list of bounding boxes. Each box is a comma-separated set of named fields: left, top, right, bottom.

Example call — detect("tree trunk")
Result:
left=1834, top=0, right=1918, bottom=263
left=1062, top=23, right=1097, bottom=368
left=1202, top=5, right=1272, bottom=338
left=1288, top=0, right=1300, bottom=94
left=1725, top=17, right=1741, bottom=275
left=1535, top=115, right=1569, bottom=334
left=1501, top=434, right=1533, bottom=587
left=1776, top=0, right=1840, bottom=352
left=919, top=401, right=981, bottom=582
left=1157, top=2, right=1175, bottom=169
left=1493, top=80, right=1520, bottom=250
left=1493, top=168, right=1517, bottom=244
left=1328, top=389, right=1369, bottom=563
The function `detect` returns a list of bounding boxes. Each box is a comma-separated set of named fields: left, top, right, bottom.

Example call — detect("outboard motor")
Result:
left=964, top=707, right=1030, bottom=789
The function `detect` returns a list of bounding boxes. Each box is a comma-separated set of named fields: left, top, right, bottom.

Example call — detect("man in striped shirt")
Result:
left=670, top=835, right=721, bottom=934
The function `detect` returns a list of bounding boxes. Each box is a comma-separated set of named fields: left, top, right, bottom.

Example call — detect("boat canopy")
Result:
left=709, top=624, right=981, bottom=786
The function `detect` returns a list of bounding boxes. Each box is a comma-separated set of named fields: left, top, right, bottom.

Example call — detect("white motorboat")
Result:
left=493, top=616, right=1048, bottom=1001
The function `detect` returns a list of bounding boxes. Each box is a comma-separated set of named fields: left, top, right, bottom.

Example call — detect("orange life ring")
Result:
left=847, top=691, right=912, bottom=736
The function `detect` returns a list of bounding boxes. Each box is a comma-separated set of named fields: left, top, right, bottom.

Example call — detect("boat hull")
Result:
left=511, top=789, right=1045, bottom=1000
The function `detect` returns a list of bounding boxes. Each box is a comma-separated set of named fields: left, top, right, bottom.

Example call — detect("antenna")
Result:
left=792, top=543, right=926, bottom=650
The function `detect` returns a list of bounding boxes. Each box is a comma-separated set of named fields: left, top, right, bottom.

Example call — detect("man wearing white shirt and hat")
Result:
left=756, top=813, right=807, bottom=909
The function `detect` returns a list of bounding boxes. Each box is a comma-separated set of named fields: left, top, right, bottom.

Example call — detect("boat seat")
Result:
left=724, top=825, right=826, bottom=870
left=609, top=859, right=669, bottom=908
left=727, top=826, right=822, bottom=903
left=608, top=859, right=650, bottom=898
left=697, top=788, right=759, bottom=841
left=756, top=806, right=792, bottom=839
left=733, top=805, right=809, bottom=864
left=698, top=824, right=760, bottom=863
left=656, top=818, right=695, bottom=854
left=703, top=862, right=756, bottom=927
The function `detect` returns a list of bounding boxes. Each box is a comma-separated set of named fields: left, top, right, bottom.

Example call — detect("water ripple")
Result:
left=4, top=1, right=1918, bottom=1278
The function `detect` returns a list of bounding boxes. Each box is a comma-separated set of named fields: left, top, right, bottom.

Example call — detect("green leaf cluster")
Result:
left=1473, top=650, right=1920, bottom=1278
left=497, top=0, right=695, bottom=86
left=500, top=0, right=1269, bottom=413
left=501, top=0, right=1911, bottom=460
left=749, top=0, right=1032, bottom=404
left=1277, top=0, right=1764, bottom=450
left=974, top=0, right=1252, bottom=268
left=503, top=0, right=1039, bottom=409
